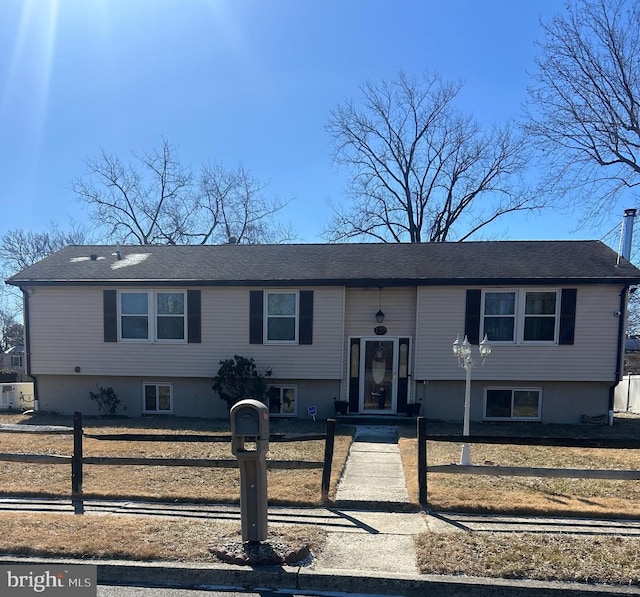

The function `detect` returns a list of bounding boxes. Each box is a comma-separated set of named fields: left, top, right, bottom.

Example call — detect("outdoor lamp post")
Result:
left=452, top=333, right=492, bottom=465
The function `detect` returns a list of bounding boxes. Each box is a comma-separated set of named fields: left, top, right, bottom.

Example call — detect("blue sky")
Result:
left=0, top=0, right=632, bottom=247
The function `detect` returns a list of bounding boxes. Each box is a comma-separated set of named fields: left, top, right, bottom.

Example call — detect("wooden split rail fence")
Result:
left=416, top=416, right=640, bottom=506
left=1, top=412, right=338, bottom=505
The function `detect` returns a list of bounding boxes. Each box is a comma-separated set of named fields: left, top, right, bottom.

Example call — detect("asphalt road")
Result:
left=97, top=587, right=393, bottom=597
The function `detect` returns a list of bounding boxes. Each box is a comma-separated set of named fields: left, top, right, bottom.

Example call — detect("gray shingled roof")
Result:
left=6, top=241, right=640, bottom=287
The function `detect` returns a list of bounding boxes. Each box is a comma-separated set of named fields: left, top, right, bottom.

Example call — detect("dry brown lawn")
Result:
left=6, top=412, right=640, bottom=517
left=399, top=416, right=640, bottom=518
left=0, top=411, right=340, bottom=565
left=401, top=416, right=640, bottom=586
left=7, top=411, right=640, bottom=584
left=0, top=412, right=352, bottom=505
left=416, top=532, right=640, bottom=585
left=0, top=512, right=326, bottom=564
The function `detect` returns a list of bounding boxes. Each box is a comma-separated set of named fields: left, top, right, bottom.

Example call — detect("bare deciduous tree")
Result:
left=627, top=290, right=640, bottom=335
left=0, top=221, right=88, bottom=321
left=73, top=139, right=293, bottom=245
left=73, top=140, right=193, bottom=245
left=199, top=162, right=295, bottom=245
left=0, top=309, right=23, bottom=353
left=527, top=0, right=640, bottom=220
left=325, top=71, right=543, bottom=243
left=0, top=222, right=89, bottom=273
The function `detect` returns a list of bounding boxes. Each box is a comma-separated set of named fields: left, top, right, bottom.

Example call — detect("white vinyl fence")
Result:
left=615, top=375, right=640, bottom=413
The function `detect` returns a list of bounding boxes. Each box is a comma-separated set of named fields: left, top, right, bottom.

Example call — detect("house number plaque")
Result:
left=374, top=325, right=387, bottom=336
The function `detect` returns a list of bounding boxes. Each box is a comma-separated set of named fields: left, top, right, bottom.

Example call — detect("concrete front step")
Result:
left=336, top=414, right=420, bottom=426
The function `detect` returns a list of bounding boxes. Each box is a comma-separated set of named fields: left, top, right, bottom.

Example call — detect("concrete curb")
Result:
left=0, top=556, right=297, bottom=591
left=1, top=555, right=640, bottom=596
left=299, top=568, right=640, bottom=597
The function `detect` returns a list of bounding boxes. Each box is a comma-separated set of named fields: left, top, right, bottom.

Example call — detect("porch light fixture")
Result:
left=452, top=333, right=492, bottom=466
left=375, top=287, right=385, bottom=323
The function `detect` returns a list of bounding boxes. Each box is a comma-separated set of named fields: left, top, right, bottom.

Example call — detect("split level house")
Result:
left=6, top=241, right=640, bottom=424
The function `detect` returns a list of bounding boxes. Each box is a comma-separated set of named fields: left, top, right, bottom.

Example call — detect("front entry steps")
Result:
left=335, top=414, right=419, bottom=426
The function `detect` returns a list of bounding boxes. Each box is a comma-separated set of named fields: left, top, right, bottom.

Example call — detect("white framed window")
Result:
left=143, top=382, right=173, bottom=413
left=482, top=289, right=560, bottom=344
left=119, top=290, right=187, bottom=342
left=483, top=291, right=516, bottom=342
left=156, top=292, right=186, bottom=341
left=484, top=387, right=542, bottom=421
left=523, top=291, right=558, bottom=342
left=120, top=292, right=149, bottom=340
left=268, top=385, right=297, bottom=416
left=265, top=291, right=298, bottom=343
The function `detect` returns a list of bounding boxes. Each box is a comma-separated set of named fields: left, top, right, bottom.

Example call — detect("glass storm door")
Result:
left=360, top=338, right=398, bottom=413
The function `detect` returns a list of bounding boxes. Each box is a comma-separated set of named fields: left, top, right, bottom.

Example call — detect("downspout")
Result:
left=609, top=285, right=629, bottom=425
left=22, top=287, right=39, bottom=412
left=610, top=208, right=638, bottom=424
left=340, top=286, right=346, bottom=401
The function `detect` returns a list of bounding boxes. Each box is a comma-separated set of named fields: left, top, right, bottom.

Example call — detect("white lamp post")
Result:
left=452, top=333, right=492, bottom=465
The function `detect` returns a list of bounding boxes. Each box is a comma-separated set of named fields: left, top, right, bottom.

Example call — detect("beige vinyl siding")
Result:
left=237, top=287, right=345, bottom=379
left=29, top=287, right=105, bottom=375
left=28, top=286, right=344, bottom=379
left=29, top=286, right=209, bottom=377
left=344, top=287, right=416, bottom=337
left=415, top=285, right=622, bottom=382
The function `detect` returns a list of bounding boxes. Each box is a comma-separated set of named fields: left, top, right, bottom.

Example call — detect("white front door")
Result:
left=359, top=338, right=398, bottom=413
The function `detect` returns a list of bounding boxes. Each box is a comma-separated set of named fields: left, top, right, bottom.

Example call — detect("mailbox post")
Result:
left=230, top=399, right=269, bottom=543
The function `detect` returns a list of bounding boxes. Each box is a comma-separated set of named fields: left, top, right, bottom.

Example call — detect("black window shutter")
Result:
left=559, top=288, right=577, bottom=345
left=250, top=290, right=264, bottom=344
left=348, top=338, right=360, bottom=413
left=299, top=290, right=314, bottom=345
left=103, top=290, right=117, bottom=342
left=187, top=290, right=201, bottom=343
left=464, top=289, right=481, bottom=345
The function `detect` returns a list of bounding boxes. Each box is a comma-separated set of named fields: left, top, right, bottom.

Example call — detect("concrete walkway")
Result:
left=335, top=424, right=410, bottom=505
left=323, top=425, right=424, bottom=576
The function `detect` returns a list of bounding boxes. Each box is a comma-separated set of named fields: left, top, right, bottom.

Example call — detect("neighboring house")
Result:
left=0, top=345, right=26, bottom=381
left=6, top=241, right=640, bottom=424
left=624, top=336, right=640, bottom=374
left=626, top=336, right=640, bottom=353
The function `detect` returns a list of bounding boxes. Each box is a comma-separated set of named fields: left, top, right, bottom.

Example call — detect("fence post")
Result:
left=417, top=416, right=427, bottom=507
left=321, top=418, right=336, bottom=502
left=72, top=411, right=83, bottom=500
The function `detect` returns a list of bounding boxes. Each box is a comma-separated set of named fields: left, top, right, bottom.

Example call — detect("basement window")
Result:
left=143, top=383, right=173, bottom=414
left=484, top=387, right=541, bottom=421
left=268, top=386, right=297, bottom=416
